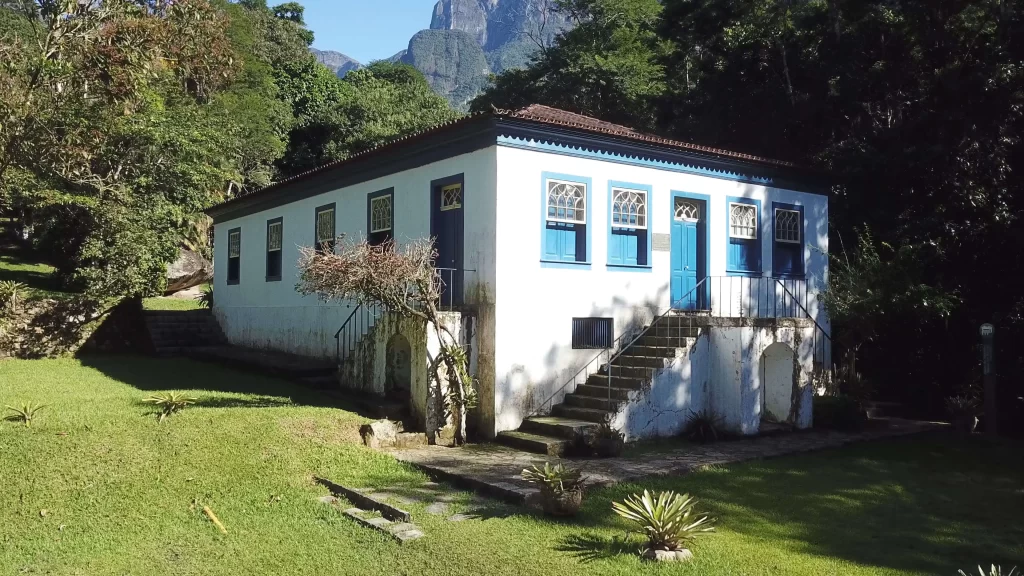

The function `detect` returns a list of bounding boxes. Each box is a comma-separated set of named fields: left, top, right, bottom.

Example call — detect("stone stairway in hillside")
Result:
left=143, top=310, right=226, bottom=356
left=496, top=315, right=702, bottom=455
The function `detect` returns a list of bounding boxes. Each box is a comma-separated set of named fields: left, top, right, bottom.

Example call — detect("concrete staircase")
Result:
left=143, top=310, right=226, bottom=356
left=496, top=315, right=701, bottom=455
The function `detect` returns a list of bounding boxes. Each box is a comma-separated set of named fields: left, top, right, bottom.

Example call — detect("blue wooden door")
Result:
left=431, top=178, right=464, bottom=307
left=671, top=196, right=705, bottom=309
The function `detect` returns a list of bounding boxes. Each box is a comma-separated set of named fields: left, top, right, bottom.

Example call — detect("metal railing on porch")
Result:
left=532, top=275, right=832, bottom=416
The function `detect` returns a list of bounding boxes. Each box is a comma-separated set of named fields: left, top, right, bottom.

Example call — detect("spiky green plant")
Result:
left=684, top=409, right=724, bottom=443
left=0, top=280, right=28, bottom=312
left=196, top=285, right=213, bottom=309
left=959, top=566, right=1019, bottom=576
left=521, top=462, right=584, bottom=494
left=143, top=392, right=198, bottom=422
left=612, top=490, right=715, bottom=551
left=5, top=402, right=47, bottom=427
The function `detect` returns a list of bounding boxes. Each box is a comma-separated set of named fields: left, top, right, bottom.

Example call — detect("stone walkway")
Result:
left=392, top=418, right=945, bottom=506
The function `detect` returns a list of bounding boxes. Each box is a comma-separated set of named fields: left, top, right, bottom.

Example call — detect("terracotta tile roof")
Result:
left=499, top=104, right=798, bottom=168
left=207, top=104, right=803, bottom=215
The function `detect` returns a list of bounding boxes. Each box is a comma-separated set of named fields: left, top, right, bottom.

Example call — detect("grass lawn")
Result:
left=1, top=356, right=1022, bottom=575
left=0, top=248, right=67, bottom=300
left=142, top=296, right=205, bottom=311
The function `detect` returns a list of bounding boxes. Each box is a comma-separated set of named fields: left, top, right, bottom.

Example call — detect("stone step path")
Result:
left=318, top=496, right=425, bottom=543
left=395, top=418, right=945, bottom=507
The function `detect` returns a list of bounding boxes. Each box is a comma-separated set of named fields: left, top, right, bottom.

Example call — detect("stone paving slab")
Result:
left=391, top=418, right=945, bottom=506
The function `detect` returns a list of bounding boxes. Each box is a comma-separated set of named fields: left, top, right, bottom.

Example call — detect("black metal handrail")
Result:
left=532, top=275, right=831, bottom=417
left=334, top=302, right=383, bottom=367
left=773, top=278, right=832, bottom=368
left=532, top=278, right=711, bottom=416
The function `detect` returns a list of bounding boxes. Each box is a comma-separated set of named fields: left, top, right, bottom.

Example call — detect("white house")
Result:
left=205, top=105, right=831, bottom=451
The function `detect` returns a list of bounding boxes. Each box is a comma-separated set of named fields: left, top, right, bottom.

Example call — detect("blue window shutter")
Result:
left=623, top=231, right=638, bottom=266
left=609, top=230, right=623, bottom=264
left=544, top=224, right=561, bottom=260
left=561, top=225, right=577, bottom=261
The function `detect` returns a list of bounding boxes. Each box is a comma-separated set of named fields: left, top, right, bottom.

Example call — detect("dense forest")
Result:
left=473, top=0, right=1024, bottom=430
left=0, top=0, right=456, bottom=297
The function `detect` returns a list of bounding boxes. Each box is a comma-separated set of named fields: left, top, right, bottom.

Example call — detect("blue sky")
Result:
left=303, top=0, right=440, bottom=64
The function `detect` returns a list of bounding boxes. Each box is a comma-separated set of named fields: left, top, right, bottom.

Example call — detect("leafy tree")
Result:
left=471, top=0, right=666, bottom=129
left=0, top=0, right=236, bottom=297
left=279, top=61, right=459, bottom=176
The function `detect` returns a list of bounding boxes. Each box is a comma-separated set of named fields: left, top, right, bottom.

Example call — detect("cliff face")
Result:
left=310, top=0, right=571, bottom=108
left=429, top=0, right=568, bottom=54
left=401, top=29, right=490, bottom=111
left=310, top=48, right=361, bottom=78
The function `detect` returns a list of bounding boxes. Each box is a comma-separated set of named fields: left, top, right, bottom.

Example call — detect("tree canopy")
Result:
left=0, top=0, right=458, bottom=300
left=473, top=0, right=1024, bottom=423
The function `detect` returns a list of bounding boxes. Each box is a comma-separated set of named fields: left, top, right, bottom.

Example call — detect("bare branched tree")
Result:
left=296, top=236, right=475, bottom=445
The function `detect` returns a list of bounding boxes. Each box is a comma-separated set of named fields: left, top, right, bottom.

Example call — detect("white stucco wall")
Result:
left=707, top=323, right=815, bottom=434
left=491, top=144, right=828, bottom=434
left=612, top=338, right=710, bottom=441
left=212, top=147, right=498, bottom=361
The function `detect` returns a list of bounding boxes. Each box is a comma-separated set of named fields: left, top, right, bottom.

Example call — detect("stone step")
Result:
left=586, top=373, right=644, bottom=390
left=619, top=345, right=679, bottom=359
left=495, top=430, right=569, bottom=456
left=573, top=384, right=633, bottom=401
left=609, top=355, right=668, bottom=370
left=563, top=393, right=621, bottom=412
left=599, top=364, right=656, bottom=379
left=551, top=404, right=613, bottom=423
left=519, top=416, right=600, bottom=439
left=637, top=335, right=696, bottom=349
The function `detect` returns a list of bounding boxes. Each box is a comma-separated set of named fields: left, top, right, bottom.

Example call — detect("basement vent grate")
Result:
left=572, top=317, right=613, bottom=349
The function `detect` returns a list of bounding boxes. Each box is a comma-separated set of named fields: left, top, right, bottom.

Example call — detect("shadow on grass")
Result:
left=0, top=249, right=65, bottom=296
left=556, top=533, right=638, bottom=563
left=586, top=436, right=1024, bottom=574
left=80, top=354, right=343, bottom=409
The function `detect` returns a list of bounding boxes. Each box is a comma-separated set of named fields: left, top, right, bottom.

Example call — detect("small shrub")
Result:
left=683, top=409, right=724, bottom=443
left=0, top=280, right=28, bottom=312
left=196, top=285, right=214, bottom=309
left=522, top=462, right=586, bottom=516
left=946, top=394, right=980, bottom=417
left=589, top=422, right=625, bottom=457
left=959, top=565, right=1019, bottom=576
left=143, top=392, right=198, bottom=422
left=812, top=395, right=867, bottom=431
left=5, top=402, right=47, bottom=427
left=612, top=490, right=714, bottom=553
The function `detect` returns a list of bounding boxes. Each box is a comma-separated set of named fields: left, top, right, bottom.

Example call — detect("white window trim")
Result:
left=370, top=196, right=392, bottom=233
left=611, top=187, right=648, bottom=229
left=729, top=202, right=758, bottom=240
left=774, top=208, right=801, bottom=244
left=440, top=183, right=462, bottom=212
left=267, top=222, right=282, bottom=252
left=316, top=208, right=335, bottom=244
left=546, top=178, right=587, bottom=225
left=228, top=231, right=241, bottom=258
left=674, top=198, right=700, bottom=222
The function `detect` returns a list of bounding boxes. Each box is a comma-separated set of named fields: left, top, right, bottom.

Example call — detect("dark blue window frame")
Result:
left=771, top=202, right=805, bottom=277
left=726, top=196, right=762, bottom=275
left=367, top=188, right=394, bottom=246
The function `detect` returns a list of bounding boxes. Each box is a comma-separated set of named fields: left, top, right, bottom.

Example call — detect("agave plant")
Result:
left=195, top=285, right=213, bottom=309
left=959, top=566, right=1020, bottom=576
left=0, top=280, right=28, bottom=312
left=522, top=462, right=584, bottom=494
left=684, top=409, right=724, bottom=443
left=5, top=402, right=47, bottom=427
left=143, top=392, right=198, bottom=422
left=612, top=490, right=715, bottom=552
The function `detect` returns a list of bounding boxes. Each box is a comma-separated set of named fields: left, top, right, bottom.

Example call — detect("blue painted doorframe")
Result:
left=670, top=192, right=709, bottom=310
